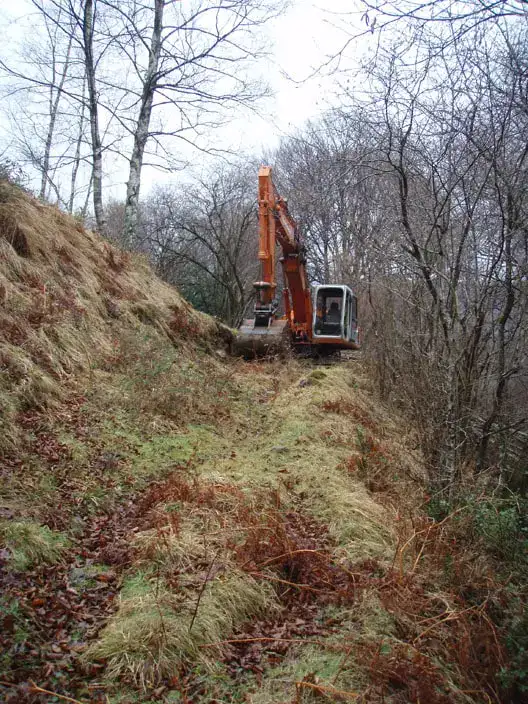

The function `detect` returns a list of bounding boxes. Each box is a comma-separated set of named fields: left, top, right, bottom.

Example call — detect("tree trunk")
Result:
left=39, top=33, right=74, bottom=201
left=124, top=0, right=164, bottom=246
left=82, top=171, right=93, bottom=221
left=68, top=75, right=87, bottom=214
left=83, top=0, right=106, bottom=234
left=477, top=202, right=516, bottom=470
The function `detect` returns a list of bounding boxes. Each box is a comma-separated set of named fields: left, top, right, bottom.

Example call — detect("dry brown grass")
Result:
left=0, top=181, right=231, bottom=455
left=85, top=569, right=276, bottom=688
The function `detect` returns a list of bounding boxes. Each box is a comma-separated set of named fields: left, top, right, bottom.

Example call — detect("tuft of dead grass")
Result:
left=85, top=570, right=277, bottom=688
left=0, top=519, right=70, bottom=570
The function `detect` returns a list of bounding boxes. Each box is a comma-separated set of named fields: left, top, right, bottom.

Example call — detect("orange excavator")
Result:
left=234, top=166, right=360, bottom=357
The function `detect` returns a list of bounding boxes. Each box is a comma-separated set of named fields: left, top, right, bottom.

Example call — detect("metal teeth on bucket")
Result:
left=233, top=319, right=290, bottom=358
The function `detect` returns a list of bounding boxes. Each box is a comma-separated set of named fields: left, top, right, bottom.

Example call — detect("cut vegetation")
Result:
left=0, top=182, right=523, bottom=703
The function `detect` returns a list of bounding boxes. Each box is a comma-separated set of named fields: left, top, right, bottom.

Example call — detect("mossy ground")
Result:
left=1, top=336, right=506, bottom=702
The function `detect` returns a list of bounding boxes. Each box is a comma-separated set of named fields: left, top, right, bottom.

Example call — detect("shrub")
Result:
left=470, top=497, right=527, bottom=561
left=0, top=158, right=28, bottom=190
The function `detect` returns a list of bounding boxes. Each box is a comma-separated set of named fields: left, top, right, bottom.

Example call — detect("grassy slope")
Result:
left=0, top=180, right=230, bottom=456
left=0, top=183, right=507, bottom=703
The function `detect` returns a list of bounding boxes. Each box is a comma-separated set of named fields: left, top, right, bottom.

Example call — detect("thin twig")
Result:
left=332, top=645, right=355, bottom=685
left=248, top=571, right=325, bottom=593
left=459, top=690, right=493, bottom=704
left=200, top=636, right=336, bottom=649
left=393, top=507, right=466, bottom=577
left=189, top=551, right=217, bottom=633
left=258, top=548, right=327, bottom=568
left=413, top=599, right=489, bottom=644
left=479, top=610, right=506, bottom=667
left=29, top=681, right=86, bottom=704
left=296, top=680, right=359, bottom=700
left=411, top=522, right=434, bottom=573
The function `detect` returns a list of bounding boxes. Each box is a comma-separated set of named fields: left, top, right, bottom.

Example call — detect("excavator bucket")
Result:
left=233, top=319, right=290, bottom=358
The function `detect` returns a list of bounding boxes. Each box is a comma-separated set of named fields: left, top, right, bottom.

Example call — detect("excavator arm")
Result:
left=255, top=166, right=312, bottom=339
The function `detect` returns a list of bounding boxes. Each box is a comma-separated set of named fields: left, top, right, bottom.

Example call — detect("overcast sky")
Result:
left=0, top=0, right=369, bottom=195
left=230, top=0, right=365, bottom=149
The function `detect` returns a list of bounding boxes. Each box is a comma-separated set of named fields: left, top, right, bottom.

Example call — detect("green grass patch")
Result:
left=186, top=663, right=257, bottom=703
left=251, top=644, right=363, bottom=704
left=57, top=431, right=90, bottom=464
left=0, top=520, right=70, bottom=570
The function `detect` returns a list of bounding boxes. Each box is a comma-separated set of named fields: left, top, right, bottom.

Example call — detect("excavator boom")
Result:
left=235, top=167, right=313, bottom=356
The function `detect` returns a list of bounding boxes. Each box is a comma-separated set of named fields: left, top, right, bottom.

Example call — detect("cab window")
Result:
left=314, top=289, right=343, bottom=336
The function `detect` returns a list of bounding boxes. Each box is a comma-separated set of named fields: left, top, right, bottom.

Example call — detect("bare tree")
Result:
left=354, top=25, right=528, bottom=488
left=361, top=0, right=528, bottom=32
left=273, top=111, right=385, bottom=288
left=0, top=1, right=83, bottom=206
left=68, top=76, right=88, bottom=214
left=82, top=0, right=106, bottom=233
left=122, top=0, right=164, bottom=245
left=1, top=0, right=283, bottom=236
left=0, top=1, right=102, bottom=217
left=138, top=163, right=258, bottom=326
left=38, top=10, right=75, bottom=200
left=105, top=0, right=282, bottom=244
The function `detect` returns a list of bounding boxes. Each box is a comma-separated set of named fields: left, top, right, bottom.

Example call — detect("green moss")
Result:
left=69, top=563, right=114, bottom=589
left=309, top=369, right=327, bottom=380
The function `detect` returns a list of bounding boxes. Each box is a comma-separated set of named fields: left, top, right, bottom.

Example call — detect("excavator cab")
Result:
left=312, top=285, right=359, bottom=349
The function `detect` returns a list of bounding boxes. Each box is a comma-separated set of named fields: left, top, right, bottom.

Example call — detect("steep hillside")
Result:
left=0, top=181, right=230, bottom=455
left=0, top=184, right=512, bottom=703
